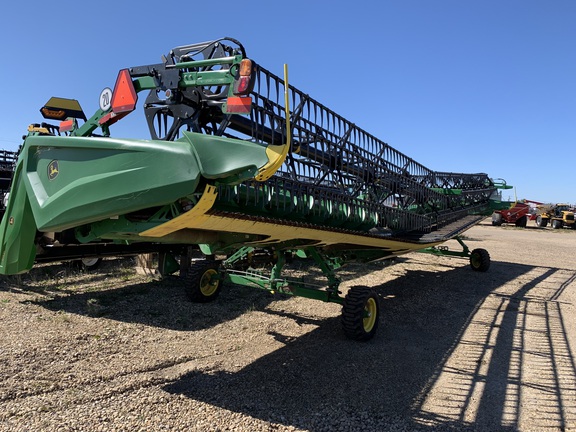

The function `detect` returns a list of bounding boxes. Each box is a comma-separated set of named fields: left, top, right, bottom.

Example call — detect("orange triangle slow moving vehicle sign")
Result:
left=111, top=69, right=138, bottom=113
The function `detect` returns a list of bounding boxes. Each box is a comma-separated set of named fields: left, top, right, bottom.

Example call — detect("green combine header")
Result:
left=0, top=38, right=509, bottom=340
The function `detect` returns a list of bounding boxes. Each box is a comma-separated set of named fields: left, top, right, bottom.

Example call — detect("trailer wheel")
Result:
left=470, top=248, right=490, bottom=272
left=185, top=260, right=222, bottom=303
left=515, top=215, right=527, bottom=228
left=341, top=286, right=380, bottom=341
left=491, top=213, right=503, bottom=226
left=73, top=257, right=102, bottom=271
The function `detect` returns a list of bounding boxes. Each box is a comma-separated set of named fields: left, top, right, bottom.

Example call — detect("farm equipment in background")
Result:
left=0, top=38, right=511, bottom=340
left=491, top=200, right=531, bottom=227
left=534, top=203, right=576, bottom=229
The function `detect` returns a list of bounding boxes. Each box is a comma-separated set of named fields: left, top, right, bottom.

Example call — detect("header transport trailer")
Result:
left=0, top=38, right=510, bottom=340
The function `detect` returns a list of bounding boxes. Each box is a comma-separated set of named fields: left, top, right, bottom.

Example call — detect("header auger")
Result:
left=0, top=38, right=509, bottom=340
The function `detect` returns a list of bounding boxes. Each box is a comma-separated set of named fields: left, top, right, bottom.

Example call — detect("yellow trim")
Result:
left=200, top=268, right=219, bottom=296
left=140, top=184, right=218, bottom=237
left=363, top=297, right=377, bottom=332
left=255, top=64, right=291, bottom=182
left=255, top=144, right=290, bottom=181
left=141, top=206, right=440, bottom=254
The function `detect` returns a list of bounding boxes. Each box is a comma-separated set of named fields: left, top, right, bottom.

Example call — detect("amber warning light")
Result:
left=233, top=59, right=255, bottom=96
left=226, top=59, right=255, bottom=114
left=40, top=97, right=87, bottom=121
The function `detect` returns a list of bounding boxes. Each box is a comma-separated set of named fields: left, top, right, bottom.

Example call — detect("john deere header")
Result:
left=0, top=38, right=511, bottom=339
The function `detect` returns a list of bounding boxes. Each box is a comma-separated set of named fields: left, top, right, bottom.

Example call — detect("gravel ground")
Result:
left=1, top=219, right=575, bottom=431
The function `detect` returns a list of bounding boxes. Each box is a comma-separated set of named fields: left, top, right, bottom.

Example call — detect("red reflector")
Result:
left=99, top=112, right=113, bottom=125
left=226, top=96, right=252, bottom=114
left=99, top=111, right=129, bottom=126
left=111, top=69, right=137, bottom=113
left=59, top=119, right=74, bottom=132
left=233, top=76, right=251, bottom=95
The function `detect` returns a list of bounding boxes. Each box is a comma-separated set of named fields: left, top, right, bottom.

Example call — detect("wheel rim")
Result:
left=363, top=297, right=377, bottom=333
left=471, top=254, right=480, bottom=268
left=82, top=257, right=100, bottom=267
left=200, top=269, right=219, bottom=297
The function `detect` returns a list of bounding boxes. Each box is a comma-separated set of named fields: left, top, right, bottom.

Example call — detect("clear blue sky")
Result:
left=1, top=1, right=574, bottom=204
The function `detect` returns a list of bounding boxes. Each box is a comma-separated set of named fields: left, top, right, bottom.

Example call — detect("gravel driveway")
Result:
left=1, top=219, right=575, bottom=431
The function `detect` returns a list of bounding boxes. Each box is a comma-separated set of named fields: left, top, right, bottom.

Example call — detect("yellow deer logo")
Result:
left=48, top=160, right=59, bottom=180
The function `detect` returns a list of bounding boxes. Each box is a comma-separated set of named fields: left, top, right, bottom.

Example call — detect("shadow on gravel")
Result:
left=163, top=259, right=576, bottom=431
left=9, top=257, right=398, bottom=332
left=19, top=276, right=281, bottom=332
left=14, top=258, right=375, bottom=332
left=0, top=259, right=130, bottom=295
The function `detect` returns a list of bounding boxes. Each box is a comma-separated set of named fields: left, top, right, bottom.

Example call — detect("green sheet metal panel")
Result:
left=22, top=135, right=202, bottom=232
left=0, top=160, right=37, bottom=274
left=21, top=132, right=268, bottom=233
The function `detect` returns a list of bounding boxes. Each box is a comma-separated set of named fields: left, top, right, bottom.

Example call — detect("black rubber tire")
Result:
left=185, top=260, right=222, bottom=303
left=515, top=215, right=527, bottom=228
left=536, top=215, right=548, bottom=228
left=470, top=248, right=490, bottom=272
left=341, top=286, right=380, bottom=341
left=491, top=213, right=503, bottom=226
left=551, top=220, right=563, bottom=229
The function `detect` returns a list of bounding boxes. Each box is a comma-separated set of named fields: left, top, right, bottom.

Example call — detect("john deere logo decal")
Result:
left=48, top=160, right=59, bottom=180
